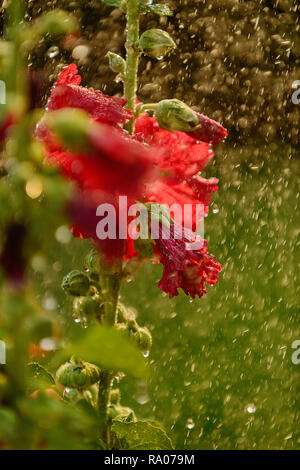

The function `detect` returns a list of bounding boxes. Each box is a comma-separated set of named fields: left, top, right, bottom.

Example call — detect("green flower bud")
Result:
left=107, top=51, right=126, bottom=74
left=84, top=249, right=101, bottom=278
left=154, top=99, right=199, bottom=132
left=73, top=295, right=102, bottom=318
left=56, top=358, right=101, bottom=390
left=117, top=303, right=136, bottom=324
left=109, top=388, right=121, bottom=405
left=127, top=318, right=138, bottom=333
left=139, top=29, right=176, bottom=59
left=61, top=270, right=90, bottom=296
left=135, top=327, right=152, bottom=353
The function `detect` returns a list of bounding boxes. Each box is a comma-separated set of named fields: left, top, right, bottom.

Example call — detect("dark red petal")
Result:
left=189, top=113, right=228, bottom=146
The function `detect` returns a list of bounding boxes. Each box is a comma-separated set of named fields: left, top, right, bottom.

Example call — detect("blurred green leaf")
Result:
left=0, top=408, right=17, bottom=439
left=111, top=420, right=173, bottom=450
left=63, top=324, right=148, bottom=379
left=31, top=10, right=78, bottom=39
left=102, top=0, right=123, bottom=7
left=27, top=362, right=55, bottom=393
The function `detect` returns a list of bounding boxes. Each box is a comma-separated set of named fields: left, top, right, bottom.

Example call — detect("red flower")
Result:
left=46, top=64, right=133, bottom=126
left=43, top=122, right=156, bottom=198
left=135, top=114, right=214, bottom=183
left=38, top=64, right=223, bottom=297
left=37, top=65, right=157, bottom=262
left=152, top=222, right=221, bottom=298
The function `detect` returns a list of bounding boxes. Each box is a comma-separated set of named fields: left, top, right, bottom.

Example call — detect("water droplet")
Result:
left=213, top=208, right=219, bottom=214
left=55, top=225, right=72, bottom=244
left=72, top=44, right=90, bottom=62
left=39, top=337, right=56, bottom=351
left=143, top=350, right=150, bottom=358
left=47, top=46, right=59, bottom=59
left=186, top=418, right=195, bottom=430
left=42, top=296, right=57, bottom=311
left=246, top=403, right=256, bottom=413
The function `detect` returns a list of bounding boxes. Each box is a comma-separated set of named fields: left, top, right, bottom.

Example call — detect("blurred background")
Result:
left=1, top=0, right=299, bottom=450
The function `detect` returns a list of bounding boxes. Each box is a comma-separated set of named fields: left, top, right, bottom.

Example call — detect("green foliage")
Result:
left=139, top=29, right=176, bottom=59
left=62, top=325, right=148, bottom=379
left=101, top=0, right=123, bottom=7
left=27, top=363, right=55, bottom=394
left=112, top=420, right=173, bottom=450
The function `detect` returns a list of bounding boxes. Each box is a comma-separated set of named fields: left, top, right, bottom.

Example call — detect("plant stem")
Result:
left=98, top=267, right=122, bottom=445
left=124, top=0, right=140, bottom=134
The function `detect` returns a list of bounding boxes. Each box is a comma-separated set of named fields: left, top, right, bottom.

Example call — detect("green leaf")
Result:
left=102, top=0, right=123, bottom=7
left=140, top=3, right=173, bottom=16
left=112, top=420, right=173, bottom=450
left=0, top=408, right=17, bottom=439
left=63, top=325, right=148, bottom=379
left=27, top=362, right=55, bottom=393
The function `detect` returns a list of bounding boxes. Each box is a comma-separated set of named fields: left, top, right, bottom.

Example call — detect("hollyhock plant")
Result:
left=0, top=0, right=227, bottom=450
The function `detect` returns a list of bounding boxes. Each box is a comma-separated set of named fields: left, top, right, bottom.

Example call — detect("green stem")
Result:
left=124, top=0, right=140, bottom=134
left=97, top=267, right=122, bottom=445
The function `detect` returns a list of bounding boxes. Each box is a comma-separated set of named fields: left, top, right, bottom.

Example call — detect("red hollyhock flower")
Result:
left=46, top=64, right=133, bottom=126
left=41, top=122, right=156, bottom=198
left=38, top=64, right=223, bottom=297
left=152, top=222, right=221, bottom=298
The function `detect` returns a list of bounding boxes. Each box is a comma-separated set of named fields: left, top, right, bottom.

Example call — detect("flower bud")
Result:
left=154, top=99, right=199, bottom=132
left=61, top=270, right=90, bottom=296
left=139, top=29, right=176, bottom=59
left=56, top=358, right=101, bottom=390
left=84, top=249, right=101, bottom=278
left=73, top=295, right=102, bottom=318
left=154, top=99, right=228, bottom=145
left=134, top=327, right=152, bottom=353
left=117, top=303, right=136, bottom=324
left=107, top=52, right=126, bottom=74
